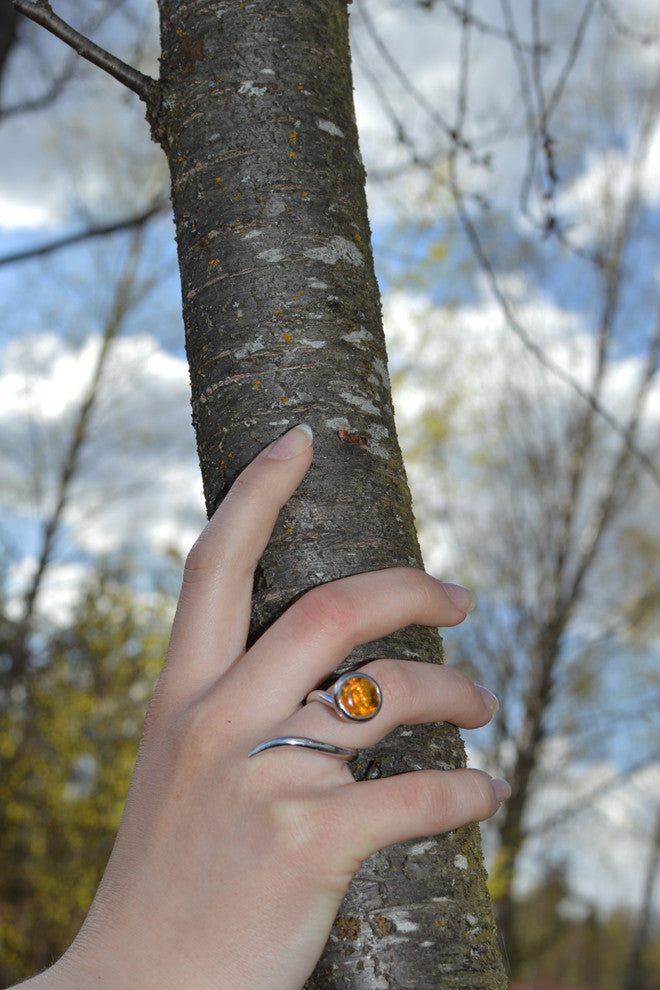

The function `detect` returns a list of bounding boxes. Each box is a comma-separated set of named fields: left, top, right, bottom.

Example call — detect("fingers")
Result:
left=287, top=661, right=498, bottom=748
left=327, top=769, right=510, bottom=864
left=164, top=425, right=314, bottom=691
left=228, top=568, right=475, bottom=720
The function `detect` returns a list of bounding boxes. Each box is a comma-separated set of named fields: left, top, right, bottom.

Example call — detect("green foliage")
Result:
left=0, top=567, right=173, bottom=983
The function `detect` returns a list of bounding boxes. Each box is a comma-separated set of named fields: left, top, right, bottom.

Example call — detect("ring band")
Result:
left=306, top=671, right=382, bottom=722
left=248, top=736, right=358, bottom=761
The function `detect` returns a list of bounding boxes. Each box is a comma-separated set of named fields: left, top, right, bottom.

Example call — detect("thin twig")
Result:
left=12, top=0, right=156, bottom=102
left=0, top=199, right=169, bottom=268
left=451, top=192, right=660, bottom=489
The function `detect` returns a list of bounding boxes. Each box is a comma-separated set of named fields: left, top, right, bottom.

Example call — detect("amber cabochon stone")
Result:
left=338, top=675, right=380, bottom=718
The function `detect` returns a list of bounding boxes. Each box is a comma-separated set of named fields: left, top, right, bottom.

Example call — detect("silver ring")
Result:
left=306, top=671, right=382, bottom=722
left=248, top=736, right=358, bottom=761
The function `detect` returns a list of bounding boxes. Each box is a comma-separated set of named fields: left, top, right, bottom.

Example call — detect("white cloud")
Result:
left=0, top=331, right=206, bottom=574
left=383, top=281, right=660, bottom=583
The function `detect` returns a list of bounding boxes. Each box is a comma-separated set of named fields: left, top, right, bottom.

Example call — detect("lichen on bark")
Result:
left=153, top=0, right=507, bottom=985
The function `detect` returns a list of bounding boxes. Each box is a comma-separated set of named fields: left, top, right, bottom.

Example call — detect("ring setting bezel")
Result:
left=313, top=671, right=382, bottom=722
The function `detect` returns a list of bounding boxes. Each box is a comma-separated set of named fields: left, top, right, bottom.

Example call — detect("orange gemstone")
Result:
left=338, top=676, right=380, bottom=719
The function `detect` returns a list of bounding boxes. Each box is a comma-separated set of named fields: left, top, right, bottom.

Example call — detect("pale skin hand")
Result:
left=16, top=424, right=509, bottom=990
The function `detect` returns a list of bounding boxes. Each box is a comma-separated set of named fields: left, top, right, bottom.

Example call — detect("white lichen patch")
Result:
left=465, top=914, right=478, bottom=927
left=408, top=840, right=434, bottom=856
left=260, top=68, right=275, bottom=75
left=419, top=941, right=434, bottom=948
left=372, top=357, right=390, bottom=385
left=316, top=119, right=345, bottom=138
left=326, top=416, right=352, bottom=431
left=263, top=195, right=286, bottom=217
left=233, top=339, right=266, bottom=360
left=366, top=440, right=389, bottom=461
left=306, top=278, right=330, bottom=290
left=238, top=80, right=267, bottom=97
left=342, top=328, right=374, bottom=349
left=303, top=235, right=363, bottom=267
left=454, top=854, right=469, bottom=871
left=243, top=229, right=264, bottom=240
left=338, top=391, right=379, bottom=415
left=257, top=248, right=286, bottom=263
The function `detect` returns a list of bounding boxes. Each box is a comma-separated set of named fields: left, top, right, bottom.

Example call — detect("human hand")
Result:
left=28, top=424, right=508, bottom=990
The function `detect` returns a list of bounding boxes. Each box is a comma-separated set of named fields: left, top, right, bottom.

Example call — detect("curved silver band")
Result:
left=306, top=671, right=382, bottom=722
left=248, top=736, right=358, bottom=761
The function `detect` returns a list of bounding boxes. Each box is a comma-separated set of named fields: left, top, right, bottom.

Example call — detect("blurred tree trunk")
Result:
left=0, top=0, right=18, bottom=82
left=150, top=0, right=506, bottom=986
left=622, top=810, right=660, bottom=990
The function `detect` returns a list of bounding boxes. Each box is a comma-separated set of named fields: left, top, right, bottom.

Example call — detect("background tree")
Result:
left=0, top=565, right=173, bottom=985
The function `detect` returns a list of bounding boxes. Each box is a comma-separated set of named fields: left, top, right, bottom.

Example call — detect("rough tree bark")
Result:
left=14, top=0, right=507, bottom=985
left=151, top=3, right=505, bottom=986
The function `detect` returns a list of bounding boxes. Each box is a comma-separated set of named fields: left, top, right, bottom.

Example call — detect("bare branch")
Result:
left=12, top=0, right=156, bottom=102
left=10, top=227, right=149, bottom=677
left=356, top=0, right=461, bottom=148
left=451, top=192, right=660, bottom=489
left=0, top=199, right=169, bottom=267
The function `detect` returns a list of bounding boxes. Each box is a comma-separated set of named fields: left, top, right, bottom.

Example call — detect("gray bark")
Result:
left=151, top=0, right=506, bottom=985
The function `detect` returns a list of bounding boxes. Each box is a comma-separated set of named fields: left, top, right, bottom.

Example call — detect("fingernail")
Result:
left=476, top=685, right=500, bottom=714
left=440, top=582, right=476, bottom=613
left=266, top=424, right=313, bottom=460
left=491, top=779, right=511, bottom=804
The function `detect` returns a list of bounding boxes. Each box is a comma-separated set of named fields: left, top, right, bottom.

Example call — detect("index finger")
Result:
left=164, top=425, right=314, bottom=693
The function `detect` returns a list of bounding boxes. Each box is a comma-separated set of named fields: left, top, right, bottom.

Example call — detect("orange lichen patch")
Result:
left=354, top=232, right=362, bottom=242
left=372, top=914, right=393, bottom=937
left=281, top=396, right=289, bottom=403
left=289, top=130, right=297, bottom=142
left=208, top=259, right=220, bottom=266
left=282, top=333, right=293, bottom=342
left=254, top=380, right=261, bottom=389
left=338, top=676, right=379, bottom=718
left=273, top=308, right=283, bottom=317
left=335, top=917, right=361, bottom=941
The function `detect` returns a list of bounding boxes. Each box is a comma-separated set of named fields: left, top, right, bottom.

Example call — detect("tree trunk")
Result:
left=622, top=810, right=660, bottom=990
left=151, top=1, right=506, bottom=985
left=0, top=0, right=18, bottom=84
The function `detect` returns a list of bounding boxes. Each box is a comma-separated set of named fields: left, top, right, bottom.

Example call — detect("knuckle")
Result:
left=293, top=583, right=360, bottom=642
left=226, top=472, right=262, bottom=508
left=447, top=665, right=482, bottom=709
left=269, top=796, right=320, bottom=850
left=182, top=530, right=218, bottom=585
left=417, top=775, right=458, bottom=828
left=407, top=769, right=495, bottom=833
left=162, top=694, right=220, bottom=767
